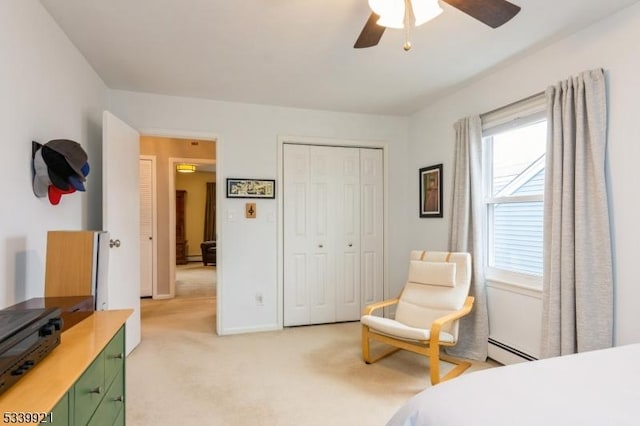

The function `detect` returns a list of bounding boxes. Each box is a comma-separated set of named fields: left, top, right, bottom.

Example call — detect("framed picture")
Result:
left=226, top=178, right=275, bottom=199
left=419, top=164, right=443, bottom=218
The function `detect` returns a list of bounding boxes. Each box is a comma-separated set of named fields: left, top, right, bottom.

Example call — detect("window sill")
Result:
left=486, top=277, right=543, bottom=299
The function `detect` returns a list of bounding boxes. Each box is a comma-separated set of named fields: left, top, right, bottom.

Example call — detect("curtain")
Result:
left=447, top=115, right=488, bottom=361
left=541, top=69, right=613, bottom=358
left=203, top=182, right=216, bottom=242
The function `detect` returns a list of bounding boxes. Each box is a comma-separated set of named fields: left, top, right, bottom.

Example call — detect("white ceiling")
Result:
left=41, top=0, right=639, bottom=116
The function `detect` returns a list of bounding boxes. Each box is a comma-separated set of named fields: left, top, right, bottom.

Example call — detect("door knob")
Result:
left=318, top=244, right=323, bottom=248
left=109, top=239, right=121, bottom=248
left=348, top=243, right=353, bottom=247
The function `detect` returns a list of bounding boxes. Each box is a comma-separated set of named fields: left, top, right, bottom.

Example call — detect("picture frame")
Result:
left=419, top=164, right=443, bottom=218
left=226, top=178, right=275, bottom=199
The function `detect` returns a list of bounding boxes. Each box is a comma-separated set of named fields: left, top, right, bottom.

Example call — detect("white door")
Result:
left=360, top=149, right=384, bottom=308
left=139, top=157, right=154, bottom=297
left=283, top=144, right=313, bottom=326
left=103, top=111, right=141, bottom=354
left=283, top=144, right=383, bottom=326
left=308, top=146, right=337, bottom=324
left=334, top=147, right=361, bottom=322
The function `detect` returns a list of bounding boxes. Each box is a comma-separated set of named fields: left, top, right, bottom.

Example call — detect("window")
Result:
left=482, top=95, right=547, bottom=288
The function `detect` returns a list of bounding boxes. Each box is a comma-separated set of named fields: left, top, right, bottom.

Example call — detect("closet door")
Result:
left=284, top=145, right=341, bottom=325
left=334, top=147, right=361, bottom=322
left=307, top=146, right=338, bottom=324
left=283, top=144, right=312, bottom=326
left=283, top=144, right=383, bottom=326
left=360, top=149, right=384, bottom=308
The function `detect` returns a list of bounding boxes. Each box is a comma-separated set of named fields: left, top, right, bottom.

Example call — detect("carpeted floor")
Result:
left=126, top=266, right=496, bottom=425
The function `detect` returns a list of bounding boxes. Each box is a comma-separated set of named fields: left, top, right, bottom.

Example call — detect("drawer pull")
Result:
left=89, top=386, right=103, bottom=394
left=113, top=396, right=125, bottom=403
left=109, top=353, right=125, bottom=359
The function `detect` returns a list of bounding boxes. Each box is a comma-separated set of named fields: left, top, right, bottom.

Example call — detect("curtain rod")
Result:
left=480, top=91, right=545, bottom=119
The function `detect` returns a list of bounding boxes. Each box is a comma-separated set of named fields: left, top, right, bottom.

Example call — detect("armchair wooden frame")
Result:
left=362, top=296, right=475, bottom=385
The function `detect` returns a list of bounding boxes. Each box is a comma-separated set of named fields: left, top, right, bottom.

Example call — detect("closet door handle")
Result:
left=348, top=243, right=353, bottom=247
left=318, top=244, right=324, bottom=248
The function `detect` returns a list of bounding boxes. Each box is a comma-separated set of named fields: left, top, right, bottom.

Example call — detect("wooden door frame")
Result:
left=277, top=136, right=390, bottom=329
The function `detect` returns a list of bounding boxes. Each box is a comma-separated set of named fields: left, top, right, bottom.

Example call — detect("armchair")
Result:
left=361, top=251, right=474, bottom=385
left=200, top=241, right=217, bottom=266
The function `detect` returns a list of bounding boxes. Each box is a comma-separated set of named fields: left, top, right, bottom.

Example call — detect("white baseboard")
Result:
left=488, top=339, right=536, bottom=365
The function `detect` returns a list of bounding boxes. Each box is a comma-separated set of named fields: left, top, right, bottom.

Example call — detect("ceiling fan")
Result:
left=354, top=0, right=521, bottom=49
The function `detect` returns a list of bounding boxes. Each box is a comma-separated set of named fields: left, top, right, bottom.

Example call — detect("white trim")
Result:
left=486, top=194, right=544, bottom=204
left=276, top=135, right=390, bottom=329
left=486, top=276, right=543, bottom=298
left=139, top=155, right=158, bottom=299
left=219, top=323, right=280, bottom=335
left=139, top=128, right=217, bottom=141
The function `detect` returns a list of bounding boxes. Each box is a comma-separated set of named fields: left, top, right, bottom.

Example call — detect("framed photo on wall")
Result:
left=226, top=178, right=275, bottom=199
left=419, top=164, right=443, bottom=218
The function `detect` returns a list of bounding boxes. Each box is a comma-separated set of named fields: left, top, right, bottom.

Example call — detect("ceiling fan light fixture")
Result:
left=412, top=0, right=443, bottom=26
left=368, top=0, right=405, bottom=28
left=176, top=163, right=196, bottom=173
left=368, top=0, right=442, bottom=29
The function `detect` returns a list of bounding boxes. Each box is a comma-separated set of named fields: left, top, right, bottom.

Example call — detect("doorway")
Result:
left=138, top=135, right=220, bottom=332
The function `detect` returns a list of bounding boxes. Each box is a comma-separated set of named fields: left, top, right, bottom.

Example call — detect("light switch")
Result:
left=246, top=203, right=257, bottom=219
left=226, top=209, right=236, bottom=222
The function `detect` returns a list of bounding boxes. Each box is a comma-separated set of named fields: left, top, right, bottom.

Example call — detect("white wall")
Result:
left=108, top=91, right=410, bottom=334
left=0, top=0, right=107, bottom=309
left=408, top=2, right=640, bottom=346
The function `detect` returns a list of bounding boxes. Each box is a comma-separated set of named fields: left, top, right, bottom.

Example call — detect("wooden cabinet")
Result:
left=176, top=190, right=188, bottom=264
left=47, top=326, right=125, bottom=426
left=1, top=310, right=131, bottom=426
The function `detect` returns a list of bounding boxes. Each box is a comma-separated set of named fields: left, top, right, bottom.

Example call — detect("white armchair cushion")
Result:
left=361, top=315, right=455, bottom=343
left=408, top=260, right=457, bottom=287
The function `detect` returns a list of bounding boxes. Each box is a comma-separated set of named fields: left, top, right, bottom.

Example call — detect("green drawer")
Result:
left=43, top=392, right=68, bottom=425
left=74, top=352, right=106, bottom=426
left=87, top=371, right=124, bottom=426
left=113, top=407, right=124, bottom=426
left=104, top=327, right=125, bottom=386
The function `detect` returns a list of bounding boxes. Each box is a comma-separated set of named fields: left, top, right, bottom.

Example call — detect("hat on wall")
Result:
left=32, top=148, right=51, bottom=198
left=44, top=139, right=88, bottom=179
left=67, top=162, right=90, bottom=191
left=41, top=145, right=79, bottom=188
left=48, top=184, right=76, bottom=206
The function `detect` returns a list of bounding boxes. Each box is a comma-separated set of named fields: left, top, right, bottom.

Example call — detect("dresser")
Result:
left=0, top=310, right=132, bottom=425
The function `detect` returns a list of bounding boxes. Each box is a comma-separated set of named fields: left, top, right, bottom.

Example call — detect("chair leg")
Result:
left=429, top=345, right=441, bottom=385
left=439, top=353, right=472, bottom=383
left=362, top=325, right=371, bottom=363
left=362, top=326, right=401, bottom=364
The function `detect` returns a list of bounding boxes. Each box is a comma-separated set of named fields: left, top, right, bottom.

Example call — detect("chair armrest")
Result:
left=429, top=296, right=475, bottom=345
left=363, top=298, right=399, bottom=316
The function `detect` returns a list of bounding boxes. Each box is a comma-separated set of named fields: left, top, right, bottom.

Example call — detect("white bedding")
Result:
left=387, top=343, right=640, bottom=426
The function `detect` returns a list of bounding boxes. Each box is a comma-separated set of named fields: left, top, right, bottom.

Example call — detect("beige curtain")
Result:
left=541, top=69, right=613, bottom=358
left=447, top=115, right=488, bottom=361
left=203, top=182, right=216, bottom=242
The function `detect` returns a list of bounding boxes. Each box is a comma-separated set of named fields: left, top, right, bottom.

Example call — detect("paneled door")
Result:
left=283, top=143, right=383, bottom=326
left=103, top=111, right=141, bottom=353
left=139, top=157, right=154, bottom=298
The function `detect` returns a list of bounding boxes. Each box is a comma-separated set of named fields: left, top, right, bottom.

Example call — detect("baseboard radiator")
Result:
left=488, top=338, right=537, bottom=365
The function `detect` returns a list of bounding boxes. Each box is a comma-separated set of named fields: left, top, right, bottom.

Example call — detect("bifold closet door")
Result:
left=360, top=148, right=384, bottom=308
left=283, top=144, right=382, bottom=326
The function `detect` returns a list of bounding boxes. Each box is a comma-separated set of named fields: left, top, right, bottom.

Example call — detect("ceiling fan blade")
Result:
left=354, top=13, right=386, bottom=48
left=442, top=0, right=521, bottom=28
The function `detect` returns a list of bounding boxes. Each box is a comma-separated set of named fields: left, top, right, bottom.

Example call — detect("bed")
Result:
left=387, top=343, right=640, bottom=426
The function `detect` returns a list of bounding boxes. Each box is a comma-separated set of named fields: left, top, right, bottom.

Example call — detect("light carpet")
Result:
left=126, top=273, right=495, bottom=425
